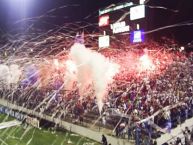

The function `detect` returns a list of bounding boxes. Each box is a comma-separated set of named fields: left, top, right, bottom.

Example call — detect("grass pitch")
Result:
left=0, top=114, right=100, bottom=145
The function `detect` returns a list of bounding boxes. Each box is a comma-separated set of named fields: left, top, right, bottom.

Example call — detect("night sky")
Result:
left=0, top=0, right=193, bottom=44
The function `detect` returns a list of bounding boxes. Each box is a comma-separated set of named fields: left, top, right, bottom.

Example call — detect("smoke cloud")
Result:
left=0, top=64, right=21, bottom=88
left=69, top=43, right=119, bottom=113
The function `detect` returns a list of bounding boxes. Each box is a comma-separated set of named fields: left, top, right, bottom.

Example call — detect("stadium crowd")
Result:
left=0, top=40, right=192, bottom=145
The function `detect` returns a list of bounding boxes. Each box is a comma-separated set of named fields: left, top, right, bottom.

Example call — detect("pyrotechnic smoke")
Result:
left=0, top=64, right=21, bottom=87
left=69, top=43, right=119, bottom=113
left=9, top=64, right=22, bottom=85
left=0, top=64, right=9, bottom=86
left=64, top=60, right=78, bottom=91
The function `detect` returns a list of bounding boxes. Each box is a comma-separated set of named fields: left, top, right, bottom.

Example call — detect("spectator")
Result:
left=153, top=140, right=157, bottom=145
left=101, top=134, right=108, bottom=145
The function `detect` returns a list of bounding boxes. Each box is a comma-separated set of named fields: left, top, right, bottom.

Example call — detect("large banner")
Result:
left=0, top=105, right=39, bottom=128
left=0, top=105, right=25, bottom=121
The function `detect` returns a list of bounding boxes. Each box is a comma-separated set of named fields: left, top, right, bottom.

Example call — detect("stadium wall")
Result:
left=0, top=98, right=133, bottom=145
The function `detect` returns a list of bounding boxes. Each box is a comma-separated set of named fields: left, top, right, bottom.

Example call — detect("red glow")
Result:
left=99, top=15, right=109, bottom=27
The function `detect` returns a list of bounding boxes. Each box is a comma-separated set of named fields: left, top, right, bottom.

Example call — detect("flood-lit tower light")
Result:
left=6, top=0, right=35, bottom=29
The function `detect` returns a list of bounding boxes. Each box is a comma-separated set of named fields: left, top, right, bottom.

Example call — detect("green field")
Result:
left=0, top=114, right=100, bottom=145
left=0, top=114, right=15, bottom=122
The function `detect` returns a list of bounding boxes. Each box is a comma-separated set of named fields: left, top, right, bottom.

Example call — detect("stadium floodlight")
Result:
left=6, top=0, right=34, bottom=18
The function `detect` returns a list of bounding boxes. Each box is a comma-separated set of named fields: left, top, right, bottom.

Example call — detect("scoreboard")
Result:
left=98, top=0, right=147, bottom=47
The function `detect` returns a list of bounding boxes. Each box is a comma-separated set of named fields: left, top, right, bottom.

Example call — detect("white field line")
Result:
left=0, top=120, right=21, bottom=130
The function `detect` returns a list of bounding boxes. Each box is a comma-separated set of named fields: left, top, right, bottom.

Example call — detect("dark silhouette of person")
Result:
left=101, top=134, right=108, bottom=145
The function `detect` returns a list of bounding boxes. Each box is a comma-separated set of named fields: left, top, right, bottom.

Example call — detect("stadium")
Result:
left=0, top=0, right=193, bottom=145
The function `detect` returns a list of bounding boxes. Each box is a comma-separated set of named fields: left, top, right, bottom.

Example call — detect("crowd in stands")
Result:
left=0, top=40, right=192, bottom=145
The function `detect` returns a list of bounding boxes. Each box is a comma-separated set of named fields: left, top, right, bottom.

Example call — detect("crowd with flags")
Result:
left=0, top=39, right=192, bottom=145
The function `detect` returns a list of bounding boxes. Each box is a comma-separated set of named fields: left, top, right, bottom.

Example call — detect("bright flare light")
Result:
left=139, top=54, right=155, bottom=71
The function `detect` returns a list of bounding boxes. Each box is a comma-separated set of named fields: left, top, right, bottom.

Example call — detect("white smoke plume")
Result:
left=0, top=64, right=21, bottom=88
left=69, top=43, right=119, bottom=113
left=0, top=64, right=9, bottom=87
left=64, top=60, right=78, bottom=91
left=9, top=64, right=22, bottom=85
